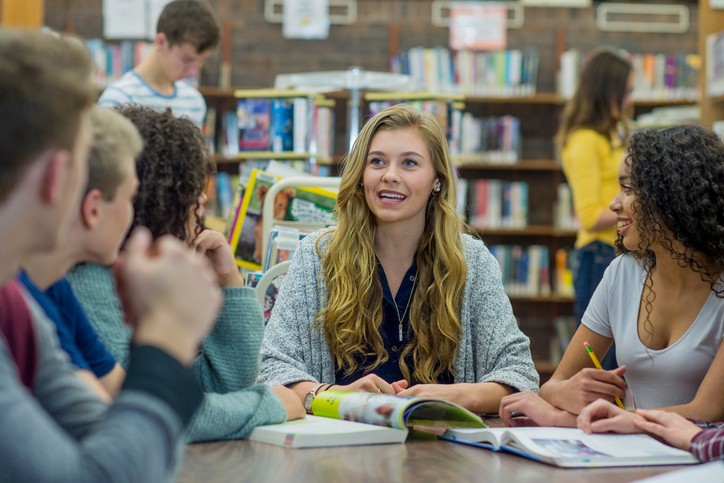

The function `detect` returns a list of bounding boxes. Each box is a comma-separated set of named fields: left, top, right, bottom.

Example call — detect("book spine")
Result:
left=270, top=99, right=294, bottom=152
left=293, top=98, right=309, bottom=154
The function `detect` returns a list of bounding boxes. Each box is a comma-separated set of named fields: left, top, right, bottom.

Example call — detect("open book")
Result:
left=249, top=390, right=485, bottom=449
left=441, top=427, right=699, bottom=468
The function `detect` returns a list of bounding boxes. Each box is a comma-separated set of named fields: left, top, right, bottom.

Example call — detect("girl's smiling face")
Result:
left=362, top=127, right=440, bottom=231
left=610, top=157, right=640, bottom=251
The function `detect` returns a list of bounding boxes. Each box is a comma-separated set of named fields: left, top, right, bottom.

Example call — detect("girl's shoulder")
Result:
left=460, top=232, right=485, bottom=252
left=603, top=253, right=645, bottom=283
left=459, top=233, right=492, bottom=266
left=295, top=227, right=336, bottom=262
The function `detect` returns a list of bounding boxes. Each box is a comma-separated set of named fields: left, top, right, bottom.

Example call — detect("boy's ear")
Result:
left=40, top=148, right=70, bottom=205
left=80, top=189, right=103, bottom=229
left=155, top=32, right=168, bottom=49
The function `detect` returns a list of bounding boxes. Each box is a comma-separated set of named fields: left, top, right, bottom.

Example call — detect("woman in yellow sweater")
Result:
left=557, top=47, right=634, bottom=370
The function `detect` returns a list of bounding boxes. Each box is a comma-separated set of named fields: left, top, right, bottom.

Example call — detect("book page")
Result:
left=504, top=428, right=697, bottom=461
left=441, top=427, right=508, bottom=448
left=404, top=400, right=485, bottom=429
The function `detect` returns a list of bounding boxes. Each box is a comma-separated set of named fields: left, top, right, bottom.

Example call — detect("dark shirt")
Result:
left=335, top=262, right=453, bottom=386
left=19, top=272, right=116, bottom=378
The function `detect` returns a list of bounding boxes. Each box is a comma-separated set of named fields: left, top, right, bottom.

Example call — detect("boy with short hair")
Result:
left=20, top=105, right=143, bottom=401
left=98, top=0, right=220, bottom=127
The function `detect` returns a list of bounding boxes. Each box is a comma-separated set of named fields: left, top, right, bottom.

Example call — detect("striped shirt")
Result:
left=98, top=71, right=206, bottom=128
left=691, top=421, right=724, bottom=462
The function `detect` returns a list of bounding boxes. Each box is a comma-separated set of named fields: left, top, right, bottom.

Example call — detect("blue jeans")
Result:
left=571, top=241, right=617, bottom=370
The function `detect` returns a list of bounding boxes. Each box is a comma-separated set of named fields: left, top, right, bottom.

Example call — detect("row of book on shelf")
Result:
left=213, top=95, right=522, bottom=165
left=390, top=47, right=540, bottom=97
left=465, top=180, right=578, bottom=231
left=84, top=39, right=153, bottom=88
left=458, top=114, right=520, bottom=164
left=468, top=179, right=528, bottom=230
left=389, top=45, right=700, bottom=102
left=487, top=245, right=573, bottom=299
left=559, top=49, right=700, bottom=101
left=205, top=94, right=335, bottom=162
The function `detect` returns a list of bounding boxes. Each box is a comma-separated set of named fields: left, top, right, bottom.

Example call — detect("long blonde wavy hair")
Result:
left=314, top=104, right=467, bottom=384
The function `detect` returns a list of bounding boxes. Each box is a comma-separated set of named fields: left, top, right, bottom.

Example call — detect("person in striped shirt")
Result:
left=98, top=0, right=219, bottom=128
left=578, top=399, right=724, bottom=462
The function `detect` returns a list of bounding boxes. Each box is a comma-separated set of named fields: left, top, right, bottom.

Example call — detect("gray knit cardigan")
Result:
left=258, top=229, right=539, bottom=393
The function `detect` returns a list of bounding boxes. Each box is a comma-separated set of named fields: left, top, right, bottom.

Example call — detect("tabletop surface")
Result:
left=178, top=430, right=689, bottom=483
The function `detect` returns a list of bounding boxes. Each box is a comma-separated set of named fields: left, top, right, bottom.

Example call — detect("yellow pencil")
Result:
left=583, top=341, right=625, bottom=409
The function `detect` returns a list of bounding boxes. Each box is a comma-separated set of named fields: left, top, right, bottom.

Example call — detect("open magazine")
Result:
left=441, top=426, right=699, bottom=468
left=249, top=390, right=485, bottom=449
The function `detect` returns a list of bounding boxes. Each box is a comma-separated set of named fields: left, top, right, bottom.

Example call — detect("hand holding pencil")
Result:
left=584, top=341, right=626, bottom=409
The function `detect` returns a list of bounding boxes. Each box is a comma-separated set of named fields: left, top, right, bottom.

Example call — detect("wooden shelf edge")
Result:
left=202, top=87, right=700, bottom=108
left=214, top=152, right=334, bottom=164
left=472, top=225, right=577, bottom=237
left=456, top=159, right=561, bottom=171
left=508, top=295, right=574, bottom=303
left=708, top=93, right=724, bottom=106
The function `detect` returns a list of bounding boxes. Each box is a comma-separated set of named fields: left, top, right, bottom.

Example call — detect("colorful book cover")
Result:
left=227, top=169, right=337, bottom=270
left=237, top=99, right=271, bottom=151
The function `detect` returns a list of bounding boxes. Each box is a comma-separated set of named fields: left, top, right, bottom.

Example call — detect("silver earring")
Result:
left=434, top=186, right=441, bottom=193
left=359, top=182, right=363, bottom=188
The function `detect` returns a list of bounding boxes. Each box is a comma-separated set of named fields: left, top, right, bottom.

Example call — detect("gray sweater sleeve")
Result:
left=68, top=263, right=287, bottom=443
left=258, top=230, right=332, bottom=386
left=0, top=293, right=186, bottom=483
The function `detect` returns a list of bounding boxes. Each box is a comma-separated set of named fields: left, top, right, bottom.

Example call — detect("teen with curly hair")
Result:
left=67, top=106, right=305, bottom=442
left=558, top=47, right=634, bottom=370
left=258, top=104, right=538, bottom=414
left=498, top=125, right=724, bottom=428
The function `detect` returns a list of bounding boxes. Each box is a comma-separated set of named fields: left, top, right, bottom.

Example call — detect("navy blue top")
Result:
left=19, top=271, right=116, bottom=378
left=335, top=262, right=454, bottom=386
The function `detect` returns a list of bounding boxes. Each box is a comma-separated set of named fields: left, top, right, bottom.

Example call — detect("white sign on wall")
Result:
left=449, top=1, right=507, bottom=51
left=283, top=0, right=330, bottom=39
left=103, top=0, right=173, bottom=39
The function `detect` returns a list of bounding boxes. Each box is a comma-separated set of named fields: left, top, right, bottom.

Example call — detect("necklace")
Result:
left=392, top=273, right=417, bottom=342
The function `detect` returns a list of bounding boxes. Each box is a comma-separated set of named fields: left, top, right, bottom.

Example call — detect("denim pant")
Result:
left=571, top=241, right=617, bottom=370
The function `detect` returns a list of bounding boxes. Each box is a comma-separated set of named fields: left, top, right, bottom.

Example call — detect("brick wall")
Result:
left=45, top=0, right=699, bottom=92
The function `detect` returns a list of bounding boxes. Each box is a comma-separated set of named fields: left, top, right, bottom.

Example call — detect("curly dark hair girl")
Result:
left=616, top=125, right=724, bottom=340
left=116, top=105, right=214, bottom=243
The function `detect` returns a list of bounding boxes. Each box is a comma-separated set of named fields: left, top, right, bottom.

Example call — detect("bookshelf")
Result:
left=699, top=0, right=724, bottom=128
left=202, top=88, right=336, bottom=177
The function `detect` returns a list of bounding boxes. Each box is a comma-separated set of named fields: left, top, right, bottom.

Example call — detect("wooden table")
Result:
left=178, top=436, right=687, bottom=483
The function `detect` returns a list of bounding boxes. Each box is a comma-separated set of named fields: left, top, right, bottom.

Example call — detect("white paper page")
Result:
left=576, top=433, right=695, bottom=457
left=634, top=461, right=724, bottom=482
left=103, top=0, right=148, bottom=39
left=506, top=428, right=693, bottom=459
left=445, top=427, right=507, bottom=446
